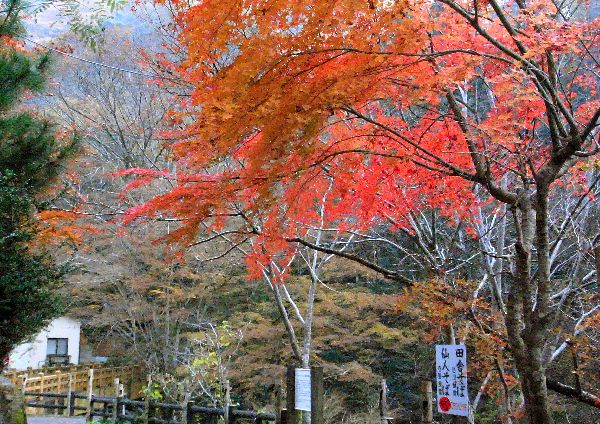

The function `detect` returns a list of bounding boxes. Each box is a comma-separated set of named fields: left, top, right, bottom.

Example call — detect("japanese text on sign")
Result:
left=435, top=344, right=470, bottom=417
left=295, top=368, right=311, bottom=411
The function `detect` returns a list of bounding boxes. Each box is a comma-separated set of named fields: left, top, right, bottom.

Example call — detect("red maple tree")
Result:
left=121, top=1, right=600, bottom=422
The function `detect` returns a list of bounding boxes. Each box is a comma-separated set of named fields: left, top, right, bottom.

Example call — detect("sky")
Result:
left=26, top=0, right=600, bottom=42
left=25, top=0, right=145, bottom=41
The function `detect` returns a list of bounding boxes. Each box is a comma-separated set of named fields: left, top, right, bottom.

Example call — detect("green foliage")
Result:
left=0, top=50, right=49, bottom=110
left=53, top=0, right=128, bottom=49
left=0, top=0, right=77, bottom=361
left=0, top=0, right=25, bottom=36
left=0, top=113, right=77, bottom=189
left=1, top=0, right=127, bottom=49
left=48, top=0, right=128, bottom=48
left=0, top=232, right=64, bottom=359
left=141, top=383, right=164, bottom=401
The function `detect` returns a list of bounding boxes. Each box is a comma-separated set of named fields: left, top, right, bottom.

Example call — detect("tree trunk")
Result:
left=509, top=327, right=555, bottom=424
left=515, top=349, right=554, bottom=424
left=507, top=203, right=555, bottom=424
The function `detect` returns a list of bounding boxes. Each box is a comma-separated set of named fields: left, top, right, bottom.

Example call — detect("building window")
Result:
left=47, top=338, right=68, bottom=355
left=46, top=338, right=69, bottom=365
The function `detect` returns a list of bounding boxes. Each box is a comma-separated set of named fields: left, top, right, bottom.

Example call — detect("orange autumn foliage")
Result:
left=117, top=2, right=600, bottom=420
left=122, top=0, right=599, bottom=275
left=36, top=209, right=101, bottom=246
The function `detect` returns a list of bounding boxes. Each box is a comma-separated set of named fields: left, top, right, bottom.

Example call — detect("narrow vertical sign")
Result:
left=435, top=344, right=470, bottom=417
left=295, top=368, right=311, bottom=411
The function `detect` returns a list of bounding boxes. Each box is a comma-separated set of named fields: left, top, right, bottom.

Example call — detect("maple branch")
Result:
left=546, top=378, right=600, bottom=409
left=199, top=221, right=249, bottom=257
left=261, top=264, right=303, bottom=362
left=581, top=107, right=600, bottom=144
left=197, top=238, right=249, bottom=262
left=467, top=306, right=600, bottom=409
left=437, top=0, right=533, bottom=65
left=342, top=107, right=480, bottom=182
left=548, top=173, right=600, bottom=261
left=346, top=105, right=520, bottom=204
left=493, top=358, right=513, bottom=418
left=308, top=130, right=460, bottom=176
left=305, top=148, right=407, bottom=169
left=285, top=237, right=412, bottom=285
left=445, top=91, right=517, bottom=205
left=187, top=230, right=247, bottom=248
left=439, top=1, right=590, bottom=196
left=281, top=284, right=305, bottom=326
left=287, top=47, right=513, bottom=65
left=487, top=0, right=528, bottom=56
left=438, top=0, right=578, bottom=135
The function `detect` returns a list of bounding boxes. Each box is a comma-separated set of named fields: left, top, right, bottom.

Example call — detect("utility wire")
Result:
left=21, top=35, right=177, bottom=80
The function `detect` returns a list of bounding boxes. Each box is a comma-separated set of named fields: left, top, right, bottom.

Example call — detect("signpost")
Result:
left=286, top=365, right=324, bottom=424
left=435, top=344, right=470, bottom=418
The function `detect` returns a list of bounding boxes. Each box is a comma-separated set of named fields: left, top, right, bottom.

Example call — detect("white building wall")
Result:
left=7, top=316, right=81, bottom=370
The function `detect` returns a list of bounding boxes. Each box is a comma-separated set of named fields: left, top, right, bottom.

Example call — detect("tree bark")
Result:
left=509, top=305, right=555, bottom=424
left=519, top=350, right=554, bottom=424
left=546, top=378, right=600, bottom=408
left=506, top=201, right=555, bottom=424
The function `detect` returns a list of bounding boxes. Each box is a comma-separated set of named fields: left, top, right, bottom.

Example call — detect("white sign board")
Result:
left=435, top=344, right=470, bottom=417
left=294, top=368, right=311, bottom=411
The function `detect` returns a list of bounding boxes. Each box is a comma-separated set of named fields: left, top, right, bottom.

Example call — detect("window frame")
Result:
left=46, top=338, right=69, bottom=356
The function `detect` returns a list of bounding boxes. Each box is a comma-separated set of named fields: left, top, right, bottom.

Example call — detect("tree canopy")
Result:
left=119, top=1, right=600, bottom=423
left=0, top=0, right=78, bottom=362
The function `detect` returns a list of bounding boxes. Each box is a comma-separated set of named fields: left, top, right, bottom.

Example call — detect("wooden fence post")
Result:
left=285, top=366, right=297, bottom=424
left=223, top=380, right=232, bottom=424
left=129, top=366, right=135, bottom=398
left=275, top=383, right=284, bottom=424
left=420, top=381, right=433, bottom=424
left=310, top=366, right=324, bottom=424
left=84, top=368, right=95, bottom=422
left=228, top=405, right=236, bottom=424
left=40, top=372, right=46, bottom=394
left=20, top=374, right=28, bottom=417
left=180, top=398, right=189, bottom=424
left=112, top=378, right=120, bottom=422
left=40, top=371, right=49, bottom=415
left=119, top=381, right=125, bottom=417
left=55, top=371, right=63, bottom=415
left=66, top=373, right=74, bottom=417
left=20, top=374, right=28, bottom=396
left=380, top=379, right=392, bottom=424
left=142, top=376, right=151, bottom=424
left=88, top=368, right=95, bottom=394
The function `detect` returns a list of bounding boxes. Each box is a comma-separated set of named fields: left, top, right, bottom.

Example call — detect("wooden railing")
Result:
left=21, top=375, right=277, bottom=424
left=3, top=365, right=277, bottom=422
left=2, top=364, right=144, bottom=416
left=3, top=363, right=140, bottom=395
left=22, top=391, right=278, bottom=423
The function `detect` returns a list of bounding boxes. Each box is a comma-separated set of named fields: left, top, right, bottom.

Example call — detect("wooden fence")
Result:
left=3, top=363, right=141, bottom=395
left=2, top=364, right=143, bottom=416
left=5, top=365, right=432, bottom=423
left=22, top=377, right=277, bottom=424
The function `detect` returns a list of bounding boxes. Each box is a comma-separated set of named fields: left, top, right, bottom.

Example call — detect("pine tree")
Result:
left=0, top=0, right=78, bottom=366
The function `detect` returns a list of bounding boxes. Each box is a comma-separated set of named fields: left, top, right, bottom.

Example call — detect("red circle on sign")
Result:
left=439, top=397, right=452, bottom=412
